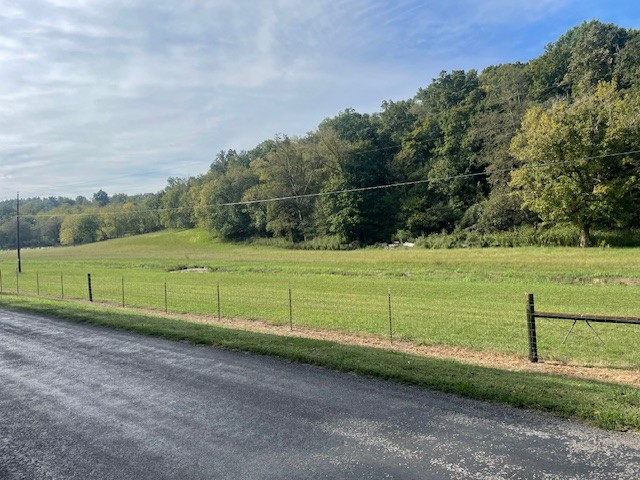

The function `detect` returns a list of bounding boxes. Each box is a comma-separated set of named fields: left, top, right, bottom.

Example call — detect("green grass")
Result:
left=1, top=228, right=640, bottom=367
left=0, top=295, right=637, bottom=432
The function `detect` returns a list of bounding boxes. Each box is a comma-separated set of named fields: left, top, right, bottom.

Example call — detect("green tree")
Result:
left=59, top=214, right=101, bottom=245
left=394, top=70, right=484, bottom=236
left=92, top=189, right=110, bottom=207
left=510, top=82, right=639, bottom=247
left=614, top=31, right=640, bottom=90
left=563, top=21, right=628, bottom=95
left=0, top=218, right=14, bottom=250
left=159, top=178, right=197, bottom=229
left=197, top=150, right=260, bottom=240
left=33, top=215, right=62, bottom=246
left=466, top=63, right=535, bottom=233
left=472, top=63, right=530, bottom=189
left=318, top=109, right=397, bottom=243
left=310, top=128, right=361, bottom=242
left=246, top=135, right=328, bottom=241
left=138, top=194, right=163, bottom=233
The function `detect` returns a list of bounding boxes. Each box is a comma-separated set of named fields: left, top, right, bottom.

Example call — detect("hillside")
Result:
left=1, top=20, right=639, bottom=249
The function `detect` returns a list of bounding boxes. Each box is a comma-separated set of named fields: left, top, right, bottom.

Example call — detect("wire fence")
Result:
left=1, top=268, right=639, bottom=369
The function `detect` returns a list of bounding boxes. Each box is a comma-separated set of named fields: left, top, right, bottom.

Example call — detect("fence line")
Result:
left=1, top=269, right=639, bottom=368
left=0, top=268, right=399, bottom=336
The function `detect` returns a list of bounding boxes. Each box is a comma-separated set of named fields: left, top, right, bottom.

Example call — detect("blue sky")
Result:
left=1, top=0, right=639, bottom=201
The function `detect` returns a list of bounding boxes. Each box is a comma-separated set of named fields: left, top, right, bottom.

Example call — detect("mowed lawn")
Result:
left=1, top=229, right=639, bottom=368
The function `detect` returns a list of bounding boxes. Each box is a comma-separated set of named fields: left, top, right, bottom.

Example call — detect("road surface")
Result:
left=1, top=309, right=638, bottom=479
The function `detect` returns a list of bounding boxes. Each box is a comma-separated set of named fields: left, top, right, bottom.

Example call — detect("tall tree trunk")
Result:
left=579, top=224, right=591, bottom=248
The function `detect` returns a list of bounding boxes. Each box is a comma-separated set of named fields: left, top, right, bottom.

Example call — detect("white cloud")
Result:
left=0, top=0, right=637, bottom=200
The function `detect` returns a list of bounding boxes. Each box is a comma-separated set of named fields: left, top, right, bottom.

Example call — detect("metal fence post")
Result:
left=217, top=283, right=221, bottom=321
left=388, top=288, right=393, bottom=343
left=87, top=273, right=93, bottom=302
left=164, top=281, right=168, bottom=313
left=289, top=286, right=293, bottom=331
left=60, top=273, right=64, bottom=299
left=526, top=293, right=538, bottom=363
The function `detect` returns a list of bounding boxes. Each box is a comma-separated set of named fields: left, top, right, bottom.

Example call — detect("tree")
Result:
left=100, top=203, right=139, bottom=239
left=138, top=194, right=163, bottom=233
left=318, top=110, right=397, bottom=243
left=394, top=70, right=484, bottom=236
left=614, top=31, right=640, bottom=90
left=159, top=178, right=197, bottom=229
left=59, top=214, right=101, bottom=245
left=563, top=21, right=628, bottom=95
left=33, top=215, right=62, bottom=246
left=472, top=63, right=530, bottom=189
left=197, top=153, right=260, bottom=240
left=246, top=135, right=328, bottom=241
left=510, top=82, right=640, bottom=247
left=93, top=189, right=110, bottom=207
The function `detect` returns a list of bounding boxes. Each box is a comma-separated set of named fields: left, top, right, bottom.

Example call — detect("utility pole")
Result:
left=16, top=192, right=21, bottom=273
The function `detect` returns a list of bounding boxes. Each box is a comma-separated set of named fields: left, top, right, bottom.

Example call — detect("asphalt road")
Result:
left=1, top=309, right=638, bottom=479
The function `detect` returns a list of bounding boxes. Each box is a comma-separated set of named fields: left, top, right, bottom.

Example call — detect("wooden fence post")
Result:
left=87, top=273, right=93, bottom=302
left=526, top=293, right=538, bottom=363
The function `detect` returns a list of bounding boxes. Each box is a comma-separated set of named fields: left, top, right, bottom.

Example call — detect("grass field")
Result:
left=1, top=228, right=640, bottom=368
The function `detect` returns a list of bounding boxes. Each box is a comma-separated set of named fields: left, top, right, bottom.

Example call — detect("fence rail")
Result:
left=526, top=293, right=640, bottom=363
left=532, top=311, right=640, bottom=325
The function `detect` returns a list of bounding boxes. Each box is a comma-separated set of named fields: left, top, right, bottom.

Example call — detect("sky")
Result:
left=1, top=0, right=640, bottom=201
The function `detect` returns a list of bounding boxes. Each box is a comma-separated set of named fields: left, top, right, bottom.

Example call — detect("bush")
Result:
left=415, top=226, right=640, bottom=249
left=246, top=235, right=354, bottom=250
left=247, top=228, right=640, bottom=250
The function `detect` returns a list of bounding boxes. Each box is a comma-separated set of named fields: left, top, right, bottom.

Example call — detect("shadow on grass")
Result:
left=1, top=294, right=638, bottom=432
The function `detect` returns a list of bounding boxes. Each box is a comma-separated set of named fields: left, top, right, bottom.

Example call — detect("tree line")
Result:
left=2, top=20, right=639, bottom=249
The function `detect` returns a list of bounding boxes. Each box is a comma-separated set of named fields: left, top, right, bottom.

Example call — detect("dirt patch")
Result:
left=169, top=267, right=210, bottom=273
left=591, top=277, right=640, bottom=286
left=138, top=307, right=639, bottom=388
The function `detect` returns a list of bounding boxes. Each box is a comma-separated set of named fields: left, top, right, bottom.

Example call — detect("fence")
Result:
left=526, top=293, right=640, bottom=363
left=1, top=268, right=639, bottom=369
left=0, top=269, right=400, bottom=342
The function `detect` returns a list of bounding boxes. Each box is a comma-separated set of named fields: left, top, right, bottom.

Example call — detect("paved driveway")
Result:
left=1, top=309, right=638, bottom=479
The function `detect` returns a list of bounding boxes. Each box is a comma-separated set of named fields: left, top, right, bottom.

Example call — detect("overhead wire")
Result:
left=12, top=148, right=640, bottom=219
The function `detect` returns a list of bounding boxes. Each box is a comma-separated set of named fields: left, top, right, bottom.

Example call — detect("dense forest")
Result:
left=2, top=20, right=639, bottom=250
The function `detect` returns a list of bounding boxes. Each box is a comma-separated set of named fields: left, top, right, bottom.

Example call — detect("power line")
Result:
left=13, top=149, right=640, bottom=220
left=217, top=149, right=640, bottom=207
